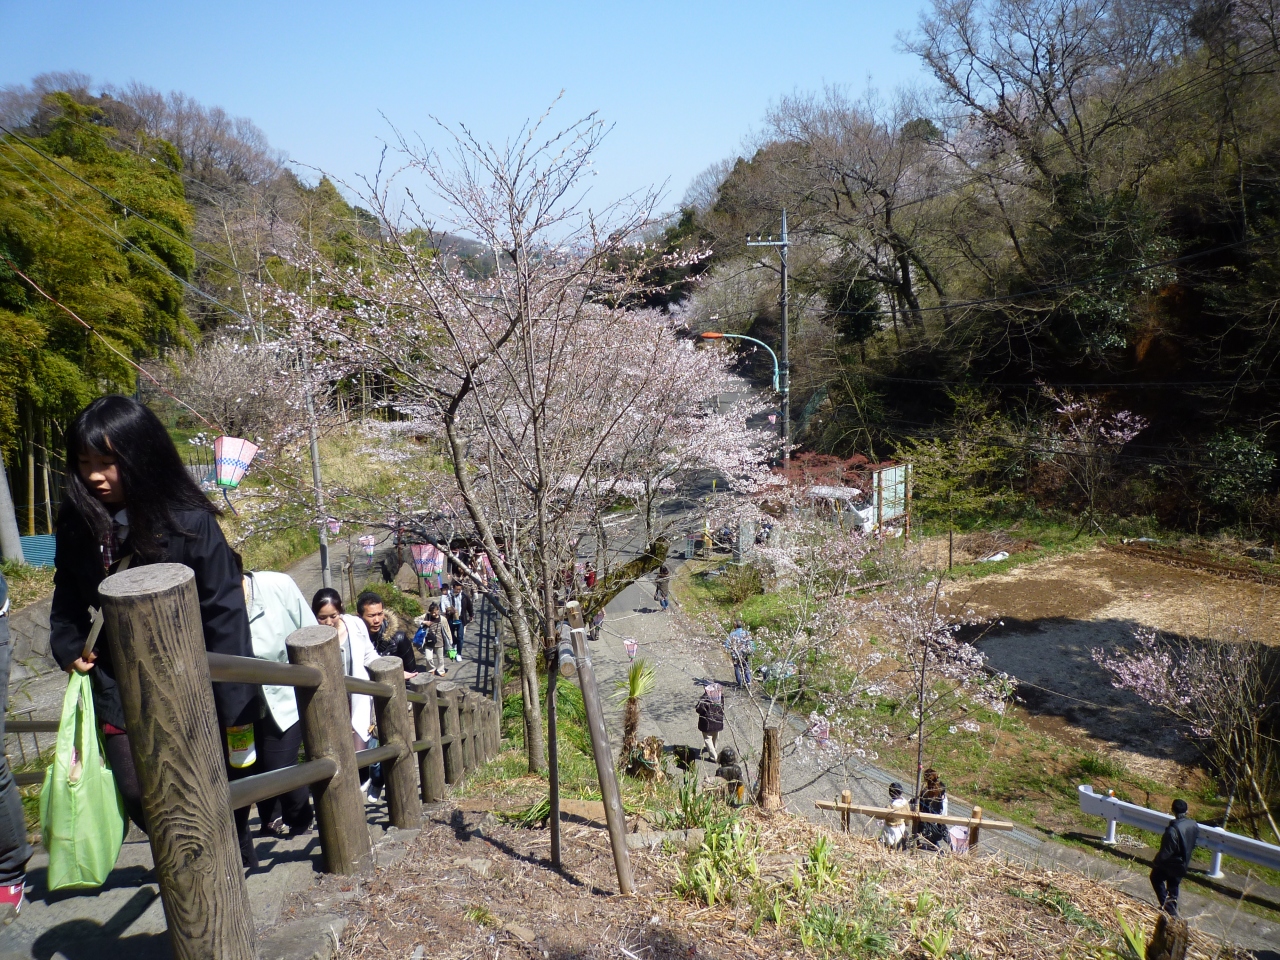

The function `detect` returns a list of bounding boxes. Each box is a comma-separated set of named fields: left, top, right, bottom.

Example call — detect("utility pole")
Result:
left=303, top=350, right=332, bottom=589
left=747, top=209, right=790, bottom=462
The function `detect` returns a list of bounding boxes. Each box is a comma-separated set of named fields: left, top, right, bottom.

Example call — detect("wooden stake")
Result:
left=98, top=564, right=255, bottom=960
left=759, top=727, right=782, bottom=811
left=565, top=601, right=634, bottom=894
left=287, top=624, right=372, bottom=874
left=368, top=656, right=421, bottom=828
left=970, top=805, right=983, bottom=850
left=841, top=789, right=852, bottom=832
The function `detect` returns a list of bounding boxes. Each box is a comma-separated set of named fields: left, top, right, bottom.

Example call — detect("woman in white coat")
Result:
left=310, top=588, right=380, bottom=753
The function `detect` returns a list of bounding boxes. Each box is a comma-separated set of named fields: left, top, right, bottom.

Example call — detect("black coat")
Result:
left=49, top=507, right=260, bottom=731
left=695, top=697, right=724, bottom=734
left=1153, top=814, right=1200, bottom=874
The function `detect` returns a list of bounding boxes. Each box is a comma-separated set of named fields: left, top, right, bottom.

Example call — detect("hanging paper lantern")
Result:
left=327, top=518, right=342, bottom=535
left=623, top=637, right=638, bottom=661
left=213, top=436, right=259, bottom=489
left=410, top=543, right=432, bottom=577
left=358, top=534, right=377, bottom=558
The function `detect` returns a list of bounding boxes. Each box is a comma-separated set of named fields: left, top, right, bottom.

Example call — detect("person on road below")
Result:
left=0, top=571, right=33, bottom=920
left=654, top=565, right=671, bottom=610
left=695, top=685, right=725, bottom=760
left=880, top=782, right=910, bottom=850
left=714, top=746, right=746, bottom=805
left=1151, top=798, right=1200, bottom=916
left=357, top=591, right=417, bottom=675
left=49, top=396, right=260, bottom=843
left=913, top=768, right=950, bottom=852
left=725, top=620, right=754, bottom=689
left=311, top=588, right=383, bottom=801
left=233, top=555, right=317, bottom=857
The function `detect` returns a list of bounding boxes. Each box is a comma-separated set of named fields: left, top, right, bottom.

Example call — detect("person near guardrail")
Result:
left=0, top=571, right=33, bottom=921
left=439, top=580, right=473, bottom=661
left=356, top=592, right=417, bottom=675
left=49, top=396, right=261, bottom=837
left=1151, top=798, right=1200, bottom=917
left=880, top=783, right=910, bottom=850
left=312, top=589, right=381, bottom=800
left=415, top=602, right=449, bottom=676
left=913, top=768, right=951, bottom=852
left=233, top=554, right=318, bottom=860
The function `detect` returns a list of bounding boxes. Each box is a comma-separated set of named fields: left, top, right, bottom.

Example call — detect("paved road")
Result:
left=582, top=519, right=1280, bottom=957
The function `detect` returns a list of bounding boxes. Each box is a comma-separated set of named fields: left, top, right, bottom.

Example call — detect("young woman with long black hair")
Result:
left=48, top=396, right=260, bottom=843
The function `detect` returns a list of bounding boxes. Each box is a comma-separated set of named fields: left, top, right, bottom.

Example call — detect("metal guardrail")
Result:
left=1078, top=784, right=1280, bottom=877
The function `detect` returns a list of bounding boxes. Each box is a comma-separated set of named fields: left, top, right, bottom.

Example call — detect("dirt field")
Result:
left=944, top=546, right=1279, bottom=785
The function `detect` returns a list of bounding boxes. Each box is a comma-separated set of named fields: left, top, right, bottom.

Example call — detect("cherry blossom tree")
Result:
left=700, top=479, right=1014, bottom=806
left=264, top=107, right=771, bottom=772
left=1040, top=388, right=1147, bottom=533
left=1093, top=627, right=1280, bottom=841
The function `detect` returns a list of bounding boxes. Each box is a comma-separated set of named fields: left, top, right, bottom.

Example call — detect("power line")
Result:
left=0, top=143, right=257, bottom=326
left=0, top=253, right=217, bottom=430
left=0, top=122, right=256, bottom=284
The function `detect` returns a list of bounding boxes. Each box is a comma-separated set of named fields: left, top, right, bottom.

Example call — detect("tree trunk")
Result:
left=758, top=726, right=782, bottom=811
left=1146, top=913, right=1188, bottom=960
left=0, top=456, right=24, bottom=564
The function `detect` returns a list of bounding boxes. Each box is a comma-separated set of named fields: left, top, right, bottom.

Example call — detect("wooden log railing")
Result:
left=11, top=563, right=504, bottom=960
left=815, top=799, right=1015, bottom=851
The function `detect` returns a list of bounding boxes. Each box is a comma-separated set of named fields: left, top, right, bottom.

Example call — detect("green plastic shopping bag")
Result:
left=39, top=672, right=128, bottom=890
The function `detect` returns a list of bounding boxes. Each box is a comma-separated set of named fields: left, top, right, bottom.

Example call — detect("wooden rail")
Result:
left=17, top=563, right=505, bottom=960
left=815, top=799, right=1014, bottom=851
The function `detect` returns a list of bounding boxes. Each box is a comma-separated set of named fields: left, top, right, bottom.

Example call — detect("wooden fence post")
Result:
left=409, top=675, right=446, bottom=801
left=841, top=789, right=852, bottom=833
left=98, top=564, right=255, bottom=960
left=438, top=682, right=463, bottom=784
left=368, top=657, right=421, bottom=829
left=483, top=701, right=496, bottom=760
left=460, top=693, right=477, bottom=772
left=287, top=625, right=372, bottom=874
left=970, top=805, right=983, bottom=851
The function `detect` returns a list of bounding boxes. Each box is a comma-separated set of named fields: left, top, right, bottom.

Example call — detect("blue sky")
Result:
left=1, top=1, right=933, bottom=213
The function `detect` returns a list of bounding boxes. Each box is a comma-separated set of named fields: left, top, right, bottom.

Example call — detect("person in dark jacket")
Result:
left=48, top=396, right=260, bottom=839
left=356, top=591, right=417, bottom=675
left=1151, top=798, right=1200, bottom=916
left=695, top=685, right=724, bottom=760
left=714, top=746, right=745, bottom=805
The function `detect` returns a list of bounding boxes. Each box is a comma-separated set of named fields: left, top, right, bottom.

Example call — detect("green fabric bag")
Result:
left=39, top=672, right=128, bottom=890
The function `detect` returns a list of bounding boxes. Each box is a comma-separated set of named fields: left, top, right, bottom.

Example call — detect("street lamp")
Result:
left=698, top=332, right=783, bottom=444
left=698, top=332, right=780, bottom=392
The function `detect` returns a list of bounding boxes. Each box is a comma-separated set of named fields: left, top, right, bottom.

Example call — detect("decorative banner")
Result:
left=213, top=436, right=259, bottom=489
left=410, top=543, right=445, bottom=577
left=358, top=534, right=377, bottom=558
left=326, top=518, right=341, bottom=535
left=768, top=414, right=777, bottom=425
left=623, top=637, right=638, bottom=661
